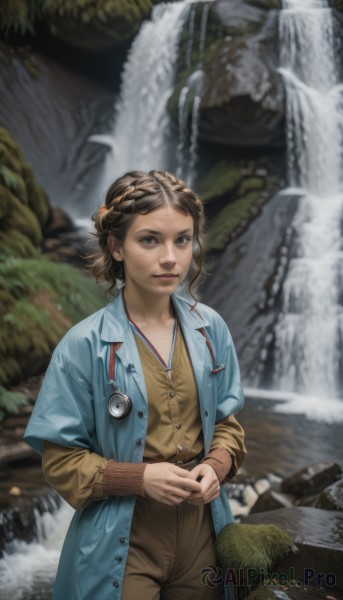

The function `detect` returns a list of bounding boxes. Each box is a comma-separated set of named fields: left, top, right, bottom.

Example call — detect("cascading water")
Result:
left=273, top=0, right=343, bottom=398
left=0, top=502, right=73, bottom=599
left=176, top=1, right=212, bottom=186
left=90, top=0, right=213, bottom=193
left=91, top=1, right=190, bottom=192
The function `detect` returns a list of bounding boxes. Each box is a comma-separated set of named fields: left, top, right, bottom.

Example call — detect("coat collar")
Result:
left=100, top=285, right=209, bottom=343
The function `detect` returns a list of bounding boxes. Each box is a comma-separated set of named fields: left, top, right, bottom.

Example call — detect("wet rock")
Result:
left=243, top=507, right=343, bottom=591
left=281, top=462, right=342, bottom=497
left=0, top=489, right=61, bottom=557
left=250, top=489, right=295, bottom=513
left=246, top=584, right=338, bottom=599
left=255, top=478, right=271, bottom=495
left=171, top=0, right=284, bottom=148
left=316, top=479, right=343, bottom=511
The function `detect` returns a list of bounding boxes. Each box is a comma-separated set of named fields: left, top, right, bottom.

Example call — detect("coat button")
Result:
left=204, top=410, right=208, bottom=417
left=169, top=390, right=176, bottom=398
left=113, top=581, right=119, bottom=588
left=177, top=445, right=184, bottom=453
left=120, top=537, right=125, bottom=544
left=175, top=422, right=181, bottom=429
left=137, top=411, right=144, bottom=417
left=115, top=556, right=122, bottom=563
left=136, top=439, right=142, bottom=446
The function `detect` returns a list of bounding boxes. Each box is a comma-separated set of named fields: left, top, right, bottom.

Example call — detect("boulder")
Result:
left=316, top=479, right=343, bottom=511
left=250, top=489, right=295, bottom=513
left=243, top=507, right=343, bottom=591
left=170, top=0, right=285, bottom=148
left=281, top=462, right=342, bottom=497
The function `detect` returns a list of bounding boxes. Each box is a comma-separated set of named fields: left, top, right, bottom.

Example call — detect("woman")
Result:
left=24, top=170, right=246, bottom=600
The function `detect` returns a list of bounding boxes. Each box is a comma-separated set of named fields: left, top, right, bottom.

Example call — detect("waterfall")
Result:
left=176, top=1, right=212, bottom=186
left=0, top=502, right=73, bottom=599
left=91, top=1, right=190, bottom=193
left=273, top=0, right=343, bottom=398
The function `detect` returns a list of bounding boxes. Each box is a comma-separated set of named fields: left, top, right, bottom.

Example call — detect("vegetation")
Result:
left=0, top=0, right=170, bottom=48
left=0, top=385, right=27, bottom=421
left=215, top=523, right=294, bottom=582
left=0, top=127, right=105, bottom=419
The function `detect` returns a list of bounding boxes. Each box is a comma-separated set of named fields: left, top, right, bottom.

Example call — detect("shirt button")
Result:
left=175, top=422, right=181, bottom=429
left=204, top=410, right=209, bottom=417
left=115, top=556, right=122, bottom=563
left=177, top=445, right=184, bottom=453
left=120, top=537, right=125, bottom=544
left=113, top=581, right=119, bottom=588
left=169, top=390, right=176, bottom=398
left=136, top=439, right=142, bottom=446
left=137, top=411, right=144, bottom=417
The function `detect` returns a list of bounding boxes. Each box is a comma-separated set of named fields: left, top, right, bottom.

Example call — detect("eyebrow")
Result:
left=135, top=228, right=193, bottom=235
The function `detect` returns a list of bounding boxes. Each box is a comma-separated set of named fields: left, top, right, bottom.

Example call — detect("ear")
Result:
left=108, top=235, right=124, bottom=262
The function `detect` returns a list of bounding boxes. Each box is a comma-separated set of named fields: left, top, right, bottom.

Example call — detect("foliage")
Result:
left=206, top=188, right=261, bottom=252
left=0, top=256, right=106, bottom=387
left=0, top=385, right=28, bottom=420
left=215, top=523, right=294, bottom=575
left=0, top=0, right=161, bottom=44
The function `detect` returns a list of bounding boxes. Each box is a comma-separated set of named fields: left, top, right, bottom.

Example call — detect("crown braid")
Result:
left=90, top=170, right=205, bottom=298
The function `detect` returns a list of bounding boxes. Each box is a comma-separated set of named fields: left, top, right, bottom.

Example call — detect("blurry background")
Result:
left=0, top=1, right=343, bottom=598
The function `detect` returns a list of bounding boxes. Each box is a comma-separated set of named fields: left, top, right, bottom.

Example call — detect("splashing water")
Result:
left=273, top=0, right=343, bottom=399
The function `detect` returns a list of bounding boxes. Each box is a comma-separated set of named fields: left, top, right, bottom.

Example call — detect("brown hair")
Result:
left=90, top=170, right=206, bottom=300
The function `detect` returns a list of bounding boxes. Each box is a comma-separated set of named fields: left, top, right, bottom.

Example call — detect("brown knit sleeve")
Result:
left=103, top=460, right=147, bottom=497
left=201, top=447, right=233, bottom=483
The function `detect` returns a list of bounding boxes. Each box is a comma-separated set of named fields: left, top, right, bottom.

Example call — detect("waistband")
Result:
left=172, top=453, right=204, bottom=471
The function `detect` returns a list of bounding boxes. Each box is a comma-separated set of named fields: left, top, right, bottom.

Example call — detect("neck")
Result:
left=123, top=285, right=174, bottom=324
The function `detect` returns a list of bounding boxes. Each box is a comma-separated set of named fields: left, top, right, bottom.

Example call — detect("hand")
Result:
left=186, top=463, right=220, bottom=505
left=143, top=462, right=202, bottom=505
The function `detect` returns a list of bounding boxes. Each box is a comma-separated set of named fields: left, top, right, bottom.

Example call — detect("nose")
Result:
left=159, top=242, right=176, bottom=265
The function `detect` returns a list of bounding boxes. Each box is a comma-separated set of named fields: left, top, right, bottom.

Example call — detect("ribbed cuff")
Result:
left=103, top=461, right=147, bottom=497
left=201, top=448, right=233, bottom=483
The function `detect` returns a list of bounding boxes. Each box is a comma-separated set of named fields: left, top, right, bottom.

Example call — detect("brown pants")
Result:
left=121, top=494, right=223, bottom=600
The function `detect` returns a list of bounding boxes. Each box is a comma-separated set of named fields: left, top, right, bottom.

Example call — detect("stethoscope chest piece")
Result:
left=108, top=390, right=132, bottom=420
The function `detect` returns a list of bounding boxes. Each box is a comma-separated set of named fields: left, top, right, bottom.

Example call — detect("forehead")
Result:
left=128, top=205, right=194, bottom=233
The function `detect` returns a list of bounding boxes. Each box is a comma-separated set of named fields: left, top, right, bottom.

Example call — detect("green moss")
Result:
left=0, top=385, right=28, bottom=420
left=237, top=177, right=264, bottom=197
left=0, top=256, right=106, bottom=387
left=9, top=194, right=43, bottom=246
left=0, top=230, right=38, bottom=258
left=206, top=190, right=260, bottom=251
left=197, top=162, right=243, bottom=202
left=215, top=523, right=294, bottom=577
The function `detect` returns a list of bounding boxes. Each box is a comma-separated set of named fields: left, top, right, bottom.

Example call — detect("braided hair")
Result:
left=91, top=170, right=206, bottom=300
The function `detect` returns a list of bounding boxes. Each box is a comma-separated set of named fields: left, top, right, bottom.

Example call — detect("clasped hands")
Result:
left=143, top=462, right=220, bottom=506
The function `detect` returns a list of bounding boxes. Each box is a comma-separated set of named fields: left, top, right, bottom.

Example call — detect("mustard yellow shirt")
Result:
left=43, top=324, right=246, bottom=509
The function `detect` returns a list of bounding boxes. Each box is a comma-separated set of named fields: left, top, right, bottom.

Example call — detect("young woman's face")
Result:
left=109, top=205, right=194, bottom=298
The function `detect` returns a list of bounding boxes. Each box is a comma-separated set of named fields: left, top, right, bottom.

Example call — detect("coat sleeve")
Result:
left=212, top=312, right=245, bottom=422
left=24, top=349, right=96, bottom=455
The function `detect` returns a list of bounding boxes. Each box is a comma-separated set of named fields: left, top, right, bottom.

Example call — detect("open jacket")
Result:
left=24, top=287, right=245, bottom=600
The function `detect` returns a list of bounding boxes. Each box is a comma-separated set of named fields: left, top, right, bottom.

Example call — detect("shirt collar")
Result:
left=100, top=285, right=209, bottom=343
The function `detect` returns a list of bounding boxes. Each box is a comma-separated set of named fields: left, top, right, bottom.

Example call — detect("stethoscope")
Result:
left=107, top=322, right=225, bottom=421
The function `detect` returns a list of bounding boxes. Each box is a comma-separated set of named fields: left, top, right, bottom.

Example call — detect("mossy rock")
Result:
left=0, top=127, right=50, bottom=241
left=215, top=523, right=294, bottom=579
left=0, top=256, right=106, bottom=389
left=206, top=190, right=261, bottom=251
left=197, top=162, right=243, bottom=202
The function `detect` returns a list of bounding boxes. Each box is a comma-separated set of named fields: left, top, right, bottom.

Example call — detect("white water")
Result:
left=273, top=0, right=343, bottom=400
left=89, top=1, right=190, bottom=193
left=90, top=0, right=214, bottom=192
left=0, top=502, right=73, bottom=600
left=176, top=1, right=212, bottom=185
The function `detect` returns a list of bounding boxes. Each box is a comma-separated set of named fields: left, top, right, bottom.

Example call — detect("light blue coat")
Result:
left=24, top=287, right=244, bottom=599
